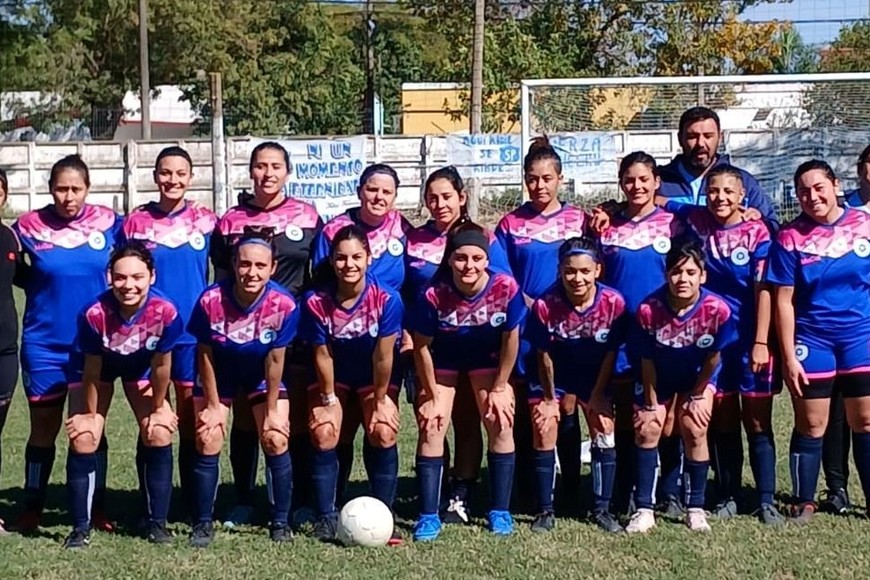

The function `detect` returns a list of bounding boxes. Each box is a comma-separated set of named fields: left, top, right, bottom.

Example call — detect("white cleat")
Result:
left=686, top=508, right=712, bottom=532
left=625, top=508, right=656, bottom=533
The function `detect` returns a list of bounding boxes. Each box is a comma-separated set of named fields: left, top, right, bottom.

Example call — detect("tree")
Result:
left=773, top=26, right=819, bottom=74
left=805, top=22, right=870, bottom=128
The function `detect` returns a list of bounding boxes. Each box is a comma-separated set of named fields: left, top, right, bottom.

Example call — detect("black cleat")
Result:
left=819, top=488, right=850, bottom=515
left=312, top=513, right=339, bottom=543
left=269, top=523, right=293, bottom=543
left=592, top=510, right=623, bottom=533
left=63, top=528, right=91, bottom=550
left=530, top=511, right=556, bottom=533
left=146, top=522, right=173, bottom=544
left=189, top=521, right=215, bottom=548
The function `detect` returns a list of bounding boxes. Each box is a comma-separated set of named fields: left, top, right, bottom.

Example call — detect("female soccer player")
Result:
left=63, top=242, right=183, bottom=549
left=211, top=141, right=321, bottom=528
left=189, top=231, right=300, bottom=547
left=122, top=146, right=217, bottom=520
left=13, top=155, right=123, bottom=533
left=596, top=152, right=684, bottom=516
left=626, top=239, right=736, bottom=533
left=667, top=166, right=783, bottom=525
left=766, top=160, right=870, bottom=524
left=304, top=225, right=403, bottom=543
left=526, top=237, right=627, bottom=533
left=405, top=166, right=509, bottom=524
left=0, top=168, right=20, bottom=535
left=412, top=223, right=526, bottom=541
left=496, top=137, right=589, bottom=514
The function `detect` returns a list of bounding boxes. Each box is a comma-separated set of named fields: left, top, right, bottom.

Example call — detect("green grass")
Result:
left=1, top=293, right=870, bottom=579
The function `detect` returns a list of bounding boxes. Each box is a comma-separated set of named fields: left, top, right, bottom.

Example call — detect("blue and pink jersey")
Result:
left=636, top=287, right=737, bottom=400
left=211, top=197, right=322, bottom=296
left=188, top=279, right=300, bottom=400
left=302, top=278, right=403, bottom=392
left=495, top=202, right=588, bottom=300
left=122, top=202, right=217, bottom=345
left=14, top=204, right=123, bottom=352
left=766, top=209, right=870, bottom=336
left=526, top=283, right=628, bottom=402
left=72, top=290, right=183, bottom=387
left=844, top=189, right=870, bottom=212
left=313, top=209, right=411, bottom=294
left=404, top=220, right=511, bottom=300
left=412, top=271, right=526, bottom=377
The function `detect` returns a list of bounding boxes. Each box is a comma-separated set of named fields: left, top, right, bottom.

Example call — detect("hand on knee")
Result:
left=310, top=422, right=339, bottom=452
left=65, top=413, right=103, bottom=454
left=196, top=431, right=225, bottom=456
left=142, top=426, right=173, bottom=448
left=366, top=423, right=397, bottom=448
left=261, top=429, right=289, bottom=456
left=634, top=408, right=664, bottom=446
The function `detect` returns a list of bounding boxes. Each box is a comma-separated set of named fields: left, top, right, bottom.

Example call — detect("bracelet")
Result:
left=754, top=341, right=768, bottom=346
left=321, top=393, right=338, bottom=406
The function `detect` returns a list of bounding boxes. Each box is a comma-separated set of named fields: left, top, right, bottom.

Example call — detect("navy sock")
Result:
left=712, top=429, right=744, bottom=501
left=312, top=448, right=339, bottom=516
left=336, top=442, right=355, bottom=502
left=416, top=455, right=443, bottom=515
left=532, top=449, right=556, bottom=513
left=556, top=411, right=582, bottom=489
left=683, top=459, right=710, bottom=509
left=265, top=451, right=292, bottom=526
left=487, top=451, right=515, bottom=512
left=748, top=431, right=777, bottom=506
left=66, top=450, right=96, bottom=531
left=178, top=437, right=197, bottom=512
left=135, top=439, right=148, bottom=519
left=94, top=435, right=108, bottom=509
left=613, top=430, right=636, bottom=512
left=229, top=428, right=259, bottom=505
left=591, top=446, right=617, bottom=513
left=24, top=444, right=55, bottom=512
left=289, top=434, right=312, bottom=511
left=852, top=431, right=870, bottom=505
left=634, top=447, right=659, bottom=510
left=193, top=452, right=220, bottom=524
left=789, top=431, right=822, bottom=504
left=657, top=435, right=683, bottom=502
left=144, top=444, right=173, bottom=525
left=363, top=439, right=399, bottom=509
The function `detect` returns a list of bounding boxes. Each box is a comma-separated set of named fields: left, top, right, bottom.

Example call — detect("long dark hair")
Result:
left=523, top=135, right=562, bottom=175
left=665, top=236, right=705, bottom=274
left=425, top=165, right=469, bottom=224
left=310, top=225, right=371, bottom=290
left=49, top=154, right=90, bottom=190
left=109, top=240, right=155, bottom=273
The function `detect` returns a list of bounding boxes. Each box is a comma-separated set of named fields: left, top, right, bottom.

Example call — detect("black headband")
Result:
left=450, top=230, right=490, bottom=257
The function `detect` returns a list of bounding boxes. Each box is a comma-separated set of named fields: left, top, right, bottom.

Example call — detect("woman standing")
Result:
left=13, top=155, right=122, bottom=533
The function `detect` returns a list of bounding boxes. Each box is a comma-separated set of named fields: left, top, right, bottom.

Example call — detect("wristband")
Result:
left=321, top=393, right=338, bottom=406
left=754, top=341, right=767, bottom=346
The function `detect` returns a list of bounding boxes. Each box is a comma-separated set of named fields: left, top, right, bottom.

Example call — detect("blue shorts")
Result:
left=795, top=330, right=870, bottom=381
left=632, top=379, right=717, bottom=408
left=193, top=377, right=288, bottom=406
left=306, top=350, right=403, bottom=396
left=717, top=345, right=778, bottom=398
left=21, top=345, right=79, bottom=405
left=527, top=382, right=613, bottom=405
left=171, top=343, right=196, bottom=387
left=513, top=338, right=536, bottom=382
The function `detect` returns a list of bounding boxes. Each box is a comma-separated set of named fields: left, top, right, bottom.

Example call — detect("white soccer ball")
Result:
left=337, top=496, right=394, bottom=547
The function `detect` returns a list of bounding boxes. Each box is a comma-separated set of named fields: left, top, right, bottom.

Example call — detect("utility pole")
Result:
left=210, top=72, right=227, bottom=215
left=138, top=0, right=151, bottom=139
left=468, top=0, right=485, bottom=221
left=363, top=0, right=376, bottom=134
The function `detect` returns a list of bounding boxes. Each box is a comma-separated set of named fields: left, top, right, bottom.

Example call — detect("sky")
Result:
left=743, top=0, right=869, bottom=45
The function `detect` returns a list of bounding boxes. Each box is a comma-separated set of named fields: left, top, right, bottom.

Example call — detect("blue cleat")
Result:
left=413, top=514, right=442, bottom=542
left=487, top=510, right=514, bottom=536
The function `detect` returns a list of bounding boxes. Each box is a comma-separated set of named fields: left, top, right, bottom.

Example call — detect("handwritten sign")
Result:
left=446, top=134, right=523, bottom=180
left=548, top=133, right=618, bottom=181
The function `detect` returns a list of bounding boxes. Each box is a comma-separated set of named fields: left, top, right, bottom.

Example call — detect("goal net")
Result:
left=520, top=73, right=870, bottom=220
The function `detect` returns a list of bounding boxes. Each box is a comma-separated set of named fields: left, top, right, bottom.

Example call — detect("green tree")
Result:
left=805, top=22, right=870, bottom=127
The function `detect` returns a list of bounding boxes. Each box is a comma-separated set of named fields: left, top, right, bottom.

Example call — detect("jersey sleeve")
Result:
left=504, top=286, right=528, bottom=331
left=607, top=311, right=630, bottom=352
left=76, top=311, right=103, bottom=356
left=187, top=301, right=211, bottom=345
left=301, top=301, right=329, bottom=346
left=411, top=292, right=438, bottom=338
left=311, top=230, right=331, bottom=271
left=635, top=306, right=656, bottom=360
left=274, top=303, right=300, bottom=348
left=209, top=226, right=231, bottom=274
left=378, top=292, right=404, bottom=338
left=525, top=301, right=551, bottom=352
left=713, top=309, right=739, bottom=352
left=156, top=312, right=184, bottom=354
left=764, top=238, right=796, bottom=286
left=752, top=236, right=772, bottom=283
left=487, top=236, right=513, bottom=276
left=662, top=201, right=695, bottom=222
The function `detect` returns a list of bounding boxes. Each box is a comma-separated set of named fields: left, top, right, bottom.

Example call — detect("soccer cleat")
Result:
left=269, top=523, right=293, bottom=543
left=659, top=496, right=687, bottom=520
left=63, top=528, right=91, bottom=550
left=13, top=509, right=41, bottom=534
left=790, top=502, right=816, bottom=525
left=530, top=511, right=556, bottom=533
left=712, top=499, right=739, bottom=520
left=146, top=522, right=173, bottom=544
left=387, top=528, right=403, bottom=547
left=757, top=503, right=786, bottom=527
left=686, top=508, right=711, bottom=532
left=625, top=509, right=656, bottom=533
left=443, top=496, right=471, bottom=525
left=592, top=510, right=623, bottom=534
left=91, top=509, right=115, bottom=533
left=487, top=510, right=514, bottom=536
left=818, top=488, right=850, bottom=515
left=312, top=513, right=339, bottom=543
left=413, top=514, right=442, bottom=542
left=222, top=504, right=254, bottom=529
left=189, top=522, right=215, bottom=548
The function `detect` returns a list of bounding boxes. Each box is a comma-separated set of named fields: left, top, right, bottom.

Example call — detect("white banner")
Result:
left=548, top=132, right=618, bottom=181
left=446, top=134, right=523, bottom=180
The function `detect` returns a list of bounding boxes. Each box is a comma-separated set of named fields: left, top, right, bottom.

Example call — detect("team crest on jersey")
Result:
left=285, top=225, right=304, bottom=242
left=652, top=237, right=671, bottom=254
left=696, top=334, right=715, bottom=348
left=369, top=323, right=379, bottom=338
left=795, top=344, right=809, bottom=362
left=490, top=312, right=507, bottom=327
left=88, top=231, right=106, bottom=250
left=259, top=328, right=277, bottom=345
left=854, top=238, right=870, bottom=258
left=387, top=239, right=404, bottom=256
left=189, top=231, right=206, bottom=251
left=634, top=382, right=643, bottom=396
left=731, top=247, right=750, bottom=266
left=145, top=336, right=159, bottom=351
left=594, top=328, right=610, bottom=343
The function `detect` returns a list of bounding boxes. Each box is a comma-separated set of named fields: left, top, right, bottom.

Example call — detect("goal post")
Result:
left=519, top=73, right=870, bottom=218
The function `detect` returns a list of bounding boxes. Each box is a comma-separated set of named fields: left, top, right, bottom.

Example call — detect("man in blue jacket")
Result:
left=659, top=106, right=778, bottom=224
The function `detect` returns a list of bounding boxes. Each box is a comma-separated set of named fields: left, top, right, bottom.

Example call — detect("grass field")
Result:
left=2, top=297, right=870, bottom=579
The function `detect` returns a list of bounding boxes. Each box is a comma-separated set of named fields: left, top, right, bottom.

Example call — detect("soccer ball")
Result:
left=337, top=496, right=394, bottom=547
